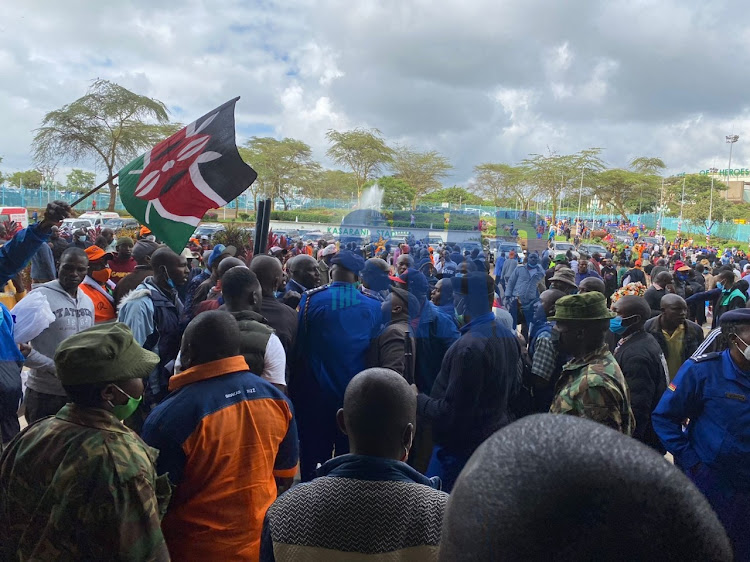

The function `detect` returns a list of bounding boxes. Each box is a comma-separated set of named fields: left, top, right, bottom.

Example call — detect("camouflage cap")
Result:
left=55, top=322, right=159, bottom=386
left=548, top=292, right=615, bottom=322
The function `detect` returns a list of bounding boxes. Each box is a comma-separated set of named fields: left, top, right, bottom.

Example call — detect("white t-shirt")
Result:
left=172, top=332, right=287, bottom=387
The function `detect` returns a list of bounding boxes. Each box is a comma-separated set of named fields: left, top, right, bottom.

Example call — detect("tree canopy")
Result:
left=472, top=163, right=534, bottom=208
left=240, top=136, right=319, bottom=210
left=325, top=128, right=394, bottom=201
left=391, top=147, right=452, bottom=208
left=373, top=176, right=415, bottom=209
left=421, top=186, right=483, bottom=206
left=7, top=170, right=43, bottom=190
left=66, top=168, right=96, bottom=193
left=32, top=79, right=180, bottom=210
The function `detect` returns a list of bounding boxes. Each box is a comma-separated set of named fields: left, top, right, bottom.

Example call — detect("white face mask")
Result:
left=736, top=335, right=750, bottom=362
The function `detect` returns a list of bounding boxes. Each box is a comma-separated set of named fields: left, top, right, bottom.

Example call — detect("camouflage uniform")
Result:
left=0, top=403, right=171, bottom=561
left=550, top=345, right=635, bottom=435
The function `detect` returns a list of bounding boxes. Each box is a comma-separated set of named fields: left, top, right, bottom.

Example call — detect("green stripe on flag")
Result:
left=119, top=155, right=196, bottom=253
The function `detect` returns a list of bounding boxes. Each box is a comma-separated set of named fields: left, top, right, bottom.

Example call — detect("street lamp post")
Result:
left=707, top=176, right=714, bottom=246
left=676, top=175, right=686, bottom=240
left=577, top=166, right=584, bottom=220
left=726, top=135, right=740, bottom=201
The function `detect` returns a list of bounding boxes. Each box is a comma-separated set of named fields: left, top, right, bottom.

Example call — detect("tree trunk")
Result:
left=107, top=167, right=117, bottom=211
left=551, top=198, right=558, bottom=225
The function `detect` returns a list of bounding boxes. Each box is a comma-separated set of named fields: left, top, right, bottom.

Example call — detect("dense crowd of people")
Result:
left=1, top=202, right=749, bottom=560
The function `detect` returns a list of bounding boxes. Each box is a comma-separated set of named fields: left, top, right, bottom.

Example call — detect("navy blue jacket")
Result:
left=294, top=282, right=382, bottom=410
left=417, top=312, right=519, bottom=454
left=653, top=350, right=750, bottom=490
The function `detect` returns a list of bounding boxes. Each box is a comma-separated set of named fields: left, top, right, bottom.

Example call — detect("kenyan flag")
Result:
left=119, top=97, right=257, bottom=252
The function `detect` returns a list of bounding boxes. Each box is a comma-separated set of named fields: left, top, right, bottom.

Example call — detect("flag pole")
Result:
left=70, top=173, right=119, bottom=208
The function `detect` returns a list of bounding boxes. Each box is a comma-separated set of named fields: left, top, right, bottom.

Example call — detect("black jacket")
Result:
left=613, top=330, right=667, bottom=452
left=644, top=316, right=705, bottom=367
left=417, top=313, right=519, bottom=454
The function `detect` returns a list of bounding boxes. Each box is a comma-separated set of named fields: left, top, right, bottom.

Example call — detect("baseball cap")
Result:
left=674, top=260, right=691, bottom=272
left=321, top=244, right=338, bottom=257
left=207, top=244, right=237, bottom=268
left=85, top=245, right=113, bottom=262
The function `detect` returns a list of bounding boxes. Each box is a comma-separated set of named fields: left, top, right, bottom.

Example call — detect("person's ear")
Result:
left=100, top=384, right=118, bottom=405
left=336, top=408, right=347, bottom=436
left=402, top=423, right=414, bottom=460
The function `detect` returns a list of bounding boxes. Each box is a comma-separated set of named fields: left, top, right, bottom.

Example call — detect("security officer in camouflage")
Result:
left=0, top=323, right=171, bottom=561
left=548, top=292, right=635, bottom=435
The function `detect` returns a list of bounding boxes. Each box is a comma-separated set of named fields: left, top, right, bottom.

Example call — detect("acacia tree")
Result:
left=240, top=137, right=320, bottom=210
left=472, top=163, right=535, bottom=208
left=391, top=146, right=452, bottom=208
left=326, top=128, right=394, bottom=201
left=595, top=169, right=660, bottom=220
left=32, top=79, right=180, bottom=210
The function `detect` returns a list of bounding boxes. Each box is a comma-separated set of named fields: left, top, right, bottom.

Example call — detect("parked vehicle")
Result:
left=79, top=211, right=120, bottom=228
left=551, top=241, right=579, bottom=259
left=193, top=223, right=226, bottom=239
left=61, top=218, right=94, bottom=232
left=578, top=243, right=608, bottom=257
left=0, top=207, right=28, bottom=230
left=103, top=217, right=140, bottom=232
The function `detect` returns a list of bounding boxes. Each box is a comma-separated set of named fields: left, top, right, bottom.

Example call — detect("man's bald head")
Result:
left=578, top=276, right=605, bottom=295
left=539, top=289, right=566, bottom=316
left=439, top=415, right=732, bottom=561
left=181, top=311, right=240, bottom=369
left=337, top=368, right=416, bottom=461
left=250, top=255, right=283, bottom=296
left=217, top=256, right=245, bottom=279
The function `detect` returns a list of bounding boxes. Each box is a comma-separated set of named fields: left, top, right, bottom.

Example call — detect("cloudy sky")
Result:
left=2, top=0, right=750, bottom=187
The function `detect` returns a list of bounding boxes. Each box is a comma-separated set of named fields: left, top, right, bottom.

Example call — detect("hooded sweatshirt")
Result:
left=24, top=280, right=94, bottom=396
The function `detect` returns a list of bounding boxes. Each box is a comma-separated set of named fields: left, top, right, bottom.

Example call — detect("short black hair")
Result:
left=222, top=266, right=259, bottom=300
left=60, top=246, right=88, bottom=262
left=440, top=414, right=732, bottom=561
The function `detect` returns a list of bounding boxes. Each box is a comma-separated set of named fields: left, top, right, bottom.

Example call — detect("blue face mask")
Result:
left=717, top=282, right=725, bottom=290
left=610, top=316, right=628, bottom=335
left=610, top=314, right=636, bottom=335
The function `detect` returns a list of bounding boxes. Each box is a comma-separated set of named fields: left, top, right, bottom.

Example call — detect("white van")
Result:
left=78, top=212, right=120, bottom=228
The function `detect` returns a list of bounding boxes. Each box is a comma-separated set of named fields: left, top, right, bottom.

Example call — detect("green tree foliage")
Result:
left=421, top=186, right=482, bottom=206
left=32, top=79, right=181, bottom=210
left=520, top=148, right=606, bottom=223
left=629, top=156, right=666, bottom=175
left=374, top=176, right=415, bottom=209
left=7, top=169, right=43, bottom=190
left=65, top=168, right=96, bottom=193
left=390, top=146, right=452, bottom=208
left=594, top=169, right=660, bottom=220
left=664, top=174, right=746, bottom=230
left=0, top=156, right=4, bottom=185
left=472, top=163, right=534, bottom=208
left=326, top=128, right=394, bottom=201
left=240, top=137, right=320, bottom=211
left=305, top=169, right=357, bottom=201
